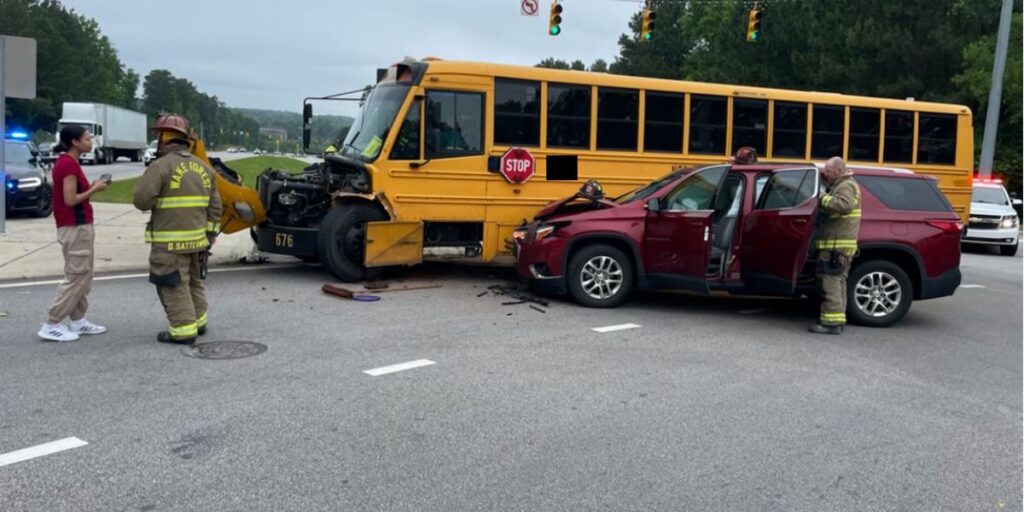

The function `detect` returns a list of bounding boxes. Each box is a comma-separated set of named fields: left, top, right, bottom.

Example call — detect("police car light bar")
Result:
left=973, top=178, right=1003, bottom=184
left=6, top=131, right=29, bottom=140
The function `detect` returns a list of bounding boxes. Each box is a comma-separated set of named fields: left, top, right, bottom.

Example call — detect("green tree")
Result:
left=590, top=59, right=609, bottom=73
left=536, top=58, right=572, bottom=70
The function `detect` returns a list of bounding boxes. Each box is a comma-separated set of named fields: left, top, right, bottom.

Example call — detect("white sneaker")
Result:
left=69, top=318, right=106, bottom=335
left=38, top=323, right=80, bottom=342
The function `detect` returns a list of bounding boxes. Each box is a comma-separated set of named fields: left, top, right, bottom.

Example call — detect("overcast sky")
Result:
left=63, top=0, right=642, bottom=116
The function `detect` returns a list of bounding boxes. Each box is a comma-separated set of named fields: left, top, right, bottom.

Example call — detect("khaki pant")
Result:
left=48, top=224, right=95, bottom=323
left=149, top=247, right=208, bottom=340
left=818, top=250, right=853, bottom=326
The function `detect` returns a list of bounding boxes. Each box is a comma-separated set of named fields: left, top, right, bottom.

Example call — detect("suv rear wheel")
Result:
left=847, top=260, right=913, bottom=327
left=566, top=244, right=633, bottom=308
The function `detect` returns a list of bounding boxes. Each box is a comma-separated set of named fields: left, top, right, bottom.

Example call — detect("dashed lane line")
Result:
left=0, top=437, right=88, bottom=468
left=364, top=359, right=437, bottom=376
left=592, top=323, right=641, bottom=333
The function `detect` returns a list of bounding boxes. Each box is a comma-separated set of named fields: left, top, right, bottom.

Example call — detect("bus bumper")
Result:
left=255, top=224, right=318, bottom=257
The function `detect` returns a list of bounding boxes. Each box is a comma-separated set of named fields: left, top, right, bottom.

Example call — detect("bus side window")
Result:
left=811, top=104, right=844, bottom=159
left=689, top=95, right=727, bottom=155
left=391, top=99, right=421, bottom=160
left=425, top=91, right=484, bottom=158
left=917, top=113, right=957, bottom=165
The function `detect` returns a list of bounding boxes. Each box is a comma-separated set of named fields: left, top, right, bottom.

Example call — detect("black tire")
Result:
left=30, top=184, right=53, bottom=218
left=565, top=243, right=633, bottom=308
left=1000, top=243, right=1019, bottom=256
left=846, top=259, right=913, bottom=327
left=317, top=203, right=387, bottom=282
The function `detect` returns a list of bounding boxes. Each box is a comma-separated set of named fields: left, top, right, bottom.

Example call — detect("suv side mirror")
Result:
left=646, top=198, right=661, bottom=213
left=302, top=103, right=313, bottom=151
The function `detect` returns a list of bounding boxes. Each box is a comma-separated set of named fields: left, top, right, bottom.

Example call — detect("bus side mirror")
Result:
left=646, top=198, right=661, bottom=213
left=302, top=103, right=313, bottom=151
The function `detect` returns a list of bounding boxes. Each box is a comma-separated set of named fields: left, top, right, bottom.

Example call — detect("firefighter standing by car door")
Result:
left=133, top=114, right=221, bottom=344
left=810, top=156, right=862, bottom=335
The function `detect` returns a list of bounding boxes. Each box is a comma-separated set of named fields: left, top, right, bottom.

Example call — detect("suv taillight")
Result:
left=926, top=219, right=964, bottom=234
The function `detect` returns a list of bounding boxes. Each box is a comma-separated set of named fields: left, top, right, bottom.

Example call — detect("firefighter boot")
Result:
left=157, top=331, right=196, bottom=345
left=808, top=323, right=844, bottom=335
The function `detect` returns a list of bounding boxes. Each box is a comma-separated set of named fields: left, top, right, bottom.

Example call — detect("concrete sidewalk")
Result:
left=0, top=203, right=269, bottom=281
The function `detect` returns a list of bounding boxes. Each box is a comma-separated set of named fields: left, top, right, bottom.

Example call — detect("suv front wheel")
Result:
left=847, top=260, right=913, bottom=327
left=566, top=244, right=633, bottom=308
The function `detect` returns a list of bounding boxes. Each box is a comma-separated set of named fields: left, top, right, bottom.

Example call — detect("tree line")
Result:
left=539, top=0, right=1022, bottom=189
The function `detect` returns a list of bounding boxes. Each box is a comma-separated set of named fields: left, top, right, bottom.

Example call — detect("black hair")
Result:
left=54, top=124, right=88, bottom=153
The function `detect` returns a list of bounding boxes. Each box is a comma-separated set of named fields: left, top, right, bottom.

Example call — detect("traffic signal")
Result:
left=746, top=7, right=763, bottom=42
left=548, top=1, right=563, bottom=36
left=642, top=5, right=656, bottom=41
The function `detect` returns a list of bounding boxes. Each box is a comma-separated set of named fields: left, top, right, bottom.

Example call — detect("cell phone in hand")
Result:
left=100, top=173, right=112, bottom=184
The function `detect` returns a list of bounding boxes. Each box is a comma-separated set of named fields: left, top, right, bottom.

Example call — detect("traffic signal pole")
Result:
left=978, top=0, right=1013, bottom=178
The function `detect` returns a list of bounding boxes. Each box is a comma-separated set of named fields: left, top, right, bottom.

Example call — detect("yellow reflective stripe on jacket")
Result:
left=816, top=239, right=859, bottom=249
left=206, top=221, right=219, bottom=232
left=169, top=322, right=198, bottom=339
left=145, top=227, right=208, bottom=243
left=155, top=195, right=210, bottom=209
left=821, top=194, right=834, bottom=206
left=830, top=208, right=861, bottom=219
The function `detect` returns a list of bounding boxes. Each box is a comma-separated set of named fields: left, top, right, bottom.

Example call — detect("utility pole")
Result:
left=978, top=0, right=1013, bottom=178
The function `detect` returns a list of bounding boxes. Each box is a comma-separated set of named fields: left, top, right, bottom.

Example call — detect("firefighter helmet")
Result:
left=151, top=113, right=191, bottom=138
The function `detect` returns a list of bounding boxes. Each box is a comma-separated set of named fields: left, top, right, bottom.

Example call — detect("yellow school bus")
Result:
left=244, top=58, right=973, bottom=281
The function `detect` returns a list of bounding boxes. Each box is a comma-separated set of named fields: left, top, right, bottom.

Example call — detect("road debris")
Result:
left=529, top=305, right=546, bottom=314
left=322, top=284, right=380, bottom=302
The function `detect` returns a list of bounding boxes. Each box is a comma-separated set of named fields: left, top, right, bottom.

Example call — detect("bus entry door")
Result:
left=365, top=221, right=424, bottom=267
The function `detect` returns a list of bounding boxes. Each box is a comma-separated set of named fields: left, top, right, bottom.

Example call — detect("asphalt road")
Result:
left=0, top=249, right=1020, bottom=511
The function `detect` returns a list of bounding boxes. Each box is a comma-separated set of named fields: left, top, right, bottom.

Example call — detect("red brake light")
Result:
left=926, top=219, right=964, bottom=234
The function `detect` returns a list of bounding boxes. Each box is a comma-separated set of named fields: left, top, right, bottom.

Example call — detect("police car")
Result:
left=4, top=132, right=52, bottom=217
left=962, top=178, right=1020, bottom=256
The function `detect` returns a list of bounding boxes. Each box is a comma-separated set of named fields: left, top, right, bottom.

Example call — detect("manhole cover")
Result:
left=182, top=341, right=267, bottom=360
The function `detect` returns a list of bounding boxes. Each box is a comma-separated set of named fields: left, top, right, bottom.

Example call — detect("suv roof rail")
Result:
left=813, top=162, right=914, bottom=174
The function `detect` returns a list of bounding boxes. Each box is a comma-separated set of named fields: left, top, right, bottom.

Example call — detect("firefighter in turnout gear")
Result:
left=133, top=114, right=222, bottom=344
left=809, top=156, right=862, bottom=335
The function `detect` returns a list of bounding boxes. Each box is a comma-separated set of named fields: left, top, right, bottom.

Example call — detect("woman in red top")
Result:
left=38, top=125, right=109, bottom=342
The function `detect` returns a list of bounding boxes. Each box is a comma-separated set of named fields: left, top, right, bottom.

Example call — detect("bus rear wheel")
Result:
left=317, top=203, right=387, bottom=282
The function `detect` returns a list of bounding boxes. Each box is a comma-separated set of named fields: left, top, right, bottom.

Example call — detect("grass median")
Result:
left=91, top=155, right=311, bottom=204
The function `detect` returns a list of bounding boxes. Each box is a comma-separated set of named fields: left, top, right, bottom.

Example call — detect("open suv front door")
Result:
left=740, top=168, right=819, bottom=295
left=642, top=165, right=729, bottom=293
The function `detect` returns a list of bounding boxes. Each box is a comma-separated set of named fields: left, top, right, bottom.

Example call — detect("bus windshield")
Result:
left=341, top=84, right=411, bottom=162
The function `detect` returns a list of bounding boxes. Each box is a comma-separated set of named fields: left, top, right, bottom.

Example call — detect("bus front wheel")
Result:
left=317, top=203, right=387, bottom=282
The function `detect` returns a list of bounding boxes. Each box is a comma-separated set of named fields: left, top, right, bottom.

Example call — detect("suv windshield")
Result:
left=614, top=169, right=687, bottom=204
left=341, top=84, right=411, bottom=162
left=972, top=186, right=1009, bottom=206
left=4, top=142, right=32, bottom=164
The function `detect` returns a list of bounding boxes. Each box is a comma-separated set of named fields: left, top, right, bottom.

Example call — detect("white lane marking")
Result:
left=364, top=359, right=437, bottom=377
left=592, top=323, right=641, bottom=333
left=961, top=284, right=986, bottom=288
left=0, top=264, right=296, bottom=290
left=0, top=437, right=88, bottom=468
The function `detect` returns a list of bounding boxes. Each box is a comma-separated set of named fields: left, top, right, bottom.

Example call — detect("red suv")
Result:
left=514, top=164, right=963, bottom=327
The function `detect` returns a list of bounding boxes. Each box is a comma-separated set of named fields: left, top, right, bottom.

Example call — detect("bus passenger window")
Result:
left=848, top=107, right=880, bottom=161
left=689, top=95, right=727, bottom=155
left=811, top=105, right=844, bottom=159
left=495, top=79, right=540, bottom=146
left=732, top=99, right=767, bottom=156
left=426, top=91, right=483, bottom=158
left=883, top=110, right=913, bottom=163
left=644, top=92, right=683, bottom=153
left=597, top=88, right=638, bottom=151
left=772, top=102, right=807, bottom=158
left=548, top=84, right=591, bottom=149
left=390, top=99, right=421, bottom=160
left=917, top=114, right=957, bottom=165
